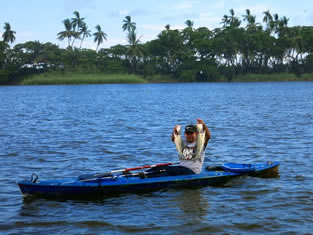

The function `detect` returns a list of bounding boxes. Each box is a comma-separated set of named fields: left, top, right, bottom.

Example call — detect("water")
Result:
left=0, top=82, right=313, bottom=234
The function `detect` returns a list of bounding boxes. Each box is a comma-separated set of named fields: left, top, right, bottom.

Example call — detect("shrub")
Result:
left=0, top=69, right=9, bottom=84
left=179, top=70, right=196, bottom=82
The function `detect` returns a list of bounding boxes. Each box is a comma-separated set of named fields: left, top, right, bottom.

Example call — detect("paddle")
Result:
left=78, top=162, right=178, bottom=181
left=80, top=171, right=151, bottom=182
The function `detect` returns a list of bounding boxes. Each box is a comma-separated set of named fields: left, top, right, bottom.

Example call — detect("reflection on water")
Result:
left=175, top=189, right=209, bottom=217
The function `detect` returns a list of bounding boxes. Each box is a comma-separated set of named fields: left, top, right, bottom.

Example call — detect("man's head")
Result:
left=184, top=124, right=197, bottom=143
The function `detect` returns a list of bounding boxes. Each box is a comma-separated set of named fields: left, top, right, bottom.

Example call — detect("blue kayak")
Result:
left=17, top=161, right=279, bottom=199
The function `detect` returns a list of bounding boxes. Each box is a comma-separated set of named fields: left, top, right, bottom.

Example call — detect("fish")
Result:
left=194, top=124, right=206, bottom=161
left=173, top=125, right=184, bottom=157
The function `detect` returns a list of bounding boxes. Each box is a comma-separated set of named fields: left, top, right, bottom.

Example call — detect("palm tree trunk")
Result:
left=71, top=38, right=76, bottom=48
left=79, top=35, right=85, bottom=49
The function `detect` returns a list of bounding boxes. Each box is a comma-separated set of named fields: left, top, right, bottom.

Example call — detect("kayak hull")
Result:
left=17, top=162, right=279, bottom=199
left=18, top=172, right=238, bottom=199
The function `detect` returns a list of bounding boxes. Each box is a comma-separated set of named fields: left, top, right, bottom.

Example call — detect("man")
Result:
left=172, top=118, right=211, bottom=174
left=147, top=119, right=211, bottom=177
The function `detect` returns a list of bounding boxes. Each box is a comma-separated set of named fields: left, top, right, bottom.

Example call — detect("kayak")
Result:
left=17, top=161, right=279, bottom=199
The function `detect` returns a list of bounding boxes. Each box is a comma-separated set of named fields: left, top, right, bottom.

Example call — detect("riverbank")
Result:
left=20, top=73, right=146, bottom=85
left=17, top=72, right=313, bottom=85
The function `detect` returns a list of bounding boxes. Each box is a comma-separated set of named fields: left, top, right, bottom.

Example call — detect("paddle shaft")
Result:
left=80, top=171, right=151, bottom=182
left=94, top=162, right=178, bottom=177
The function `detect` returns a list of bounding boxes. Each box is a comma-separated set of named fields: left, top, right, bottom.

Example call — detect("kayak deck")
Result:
left=17, top=161, right=279, bottom=199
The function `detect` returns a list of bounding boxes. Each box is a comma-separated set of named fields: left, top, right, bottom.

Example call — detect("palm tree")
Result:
left=242, top=9, right=256, bottom=27
left=79, top=23, right=91, bottom=49
left=71, top=11, right=85, bottom=47
left=276, top=16, right=289, bottom=37
left=273, top=13, right=279, bottom=22
left=127, top=28, right=143, bottom=73
left=221, top=15, right=230, bottom=27
left=122, top=16, right=136, bottom=32
left=71, top=11, right=85, bottom=31
left=79, top=23, right=91, bottom=48
left=57, top=18, right=74, bottom=48
left=185, top=20, right=194, bottom=28
left=263, top=10, right=275, bottom=33
left=93, top=25, right=107, bottom=51
left=221, top=9, right=240, bottom=28
left=2, top=22, right=16, bottom=44
left=263, top=10, right=273, bottom=25
left=290, top=26, right=304, bottom=62
left=228, top=9, right=241, bottom=27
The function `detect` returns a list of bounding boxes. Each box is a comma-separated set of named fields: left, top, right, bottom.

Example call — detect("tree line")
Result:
left=1, top=9, right=313, bottom=84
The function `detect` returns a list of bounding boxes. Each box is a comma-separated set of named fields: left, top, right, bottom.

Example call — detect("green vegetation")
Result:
left=232, top=73, right=313, bottom=82
left=144, top=74, right=178, bottom=83
left=19, top=72, right=313, bottom=85
left=1, top=9, right=313, bottom=85
left=20, top=73, right=146, bottom=85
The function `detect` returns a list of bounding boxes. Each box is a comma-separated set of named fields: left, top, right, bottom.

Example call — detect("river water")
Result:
left=0, top=82, right=313, bottom=234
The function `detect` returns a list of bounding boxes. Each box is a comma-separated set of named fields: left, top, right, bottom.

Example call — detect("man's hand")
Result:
left=173, top=125, right=180, bottom=135
left=196, top=118, right=204, bottom=125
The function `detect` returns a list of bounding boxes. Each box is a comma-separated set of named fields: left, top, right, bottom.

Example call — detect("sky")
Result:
left=1, top=0, right=312, bottom=50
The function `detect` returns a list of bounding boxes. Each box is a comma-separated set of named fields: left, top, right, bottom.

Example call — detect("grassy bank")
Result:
left=144, top=74, right=178, bottom=83
left=19, top=72, right=313, bottom=85
left=20, top=73, right=146, bottom=85
left=231, top=73, right=313, bottom=82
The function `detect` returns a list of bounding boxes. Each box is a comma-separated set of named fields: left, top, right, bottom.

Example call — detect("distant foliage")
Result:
left=1, top=9, right=313, bottom=84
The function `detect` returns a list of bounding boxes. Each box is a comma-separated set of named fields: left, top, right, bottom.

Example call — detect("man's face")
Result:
left=184, top=132, right=197, bottom=143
